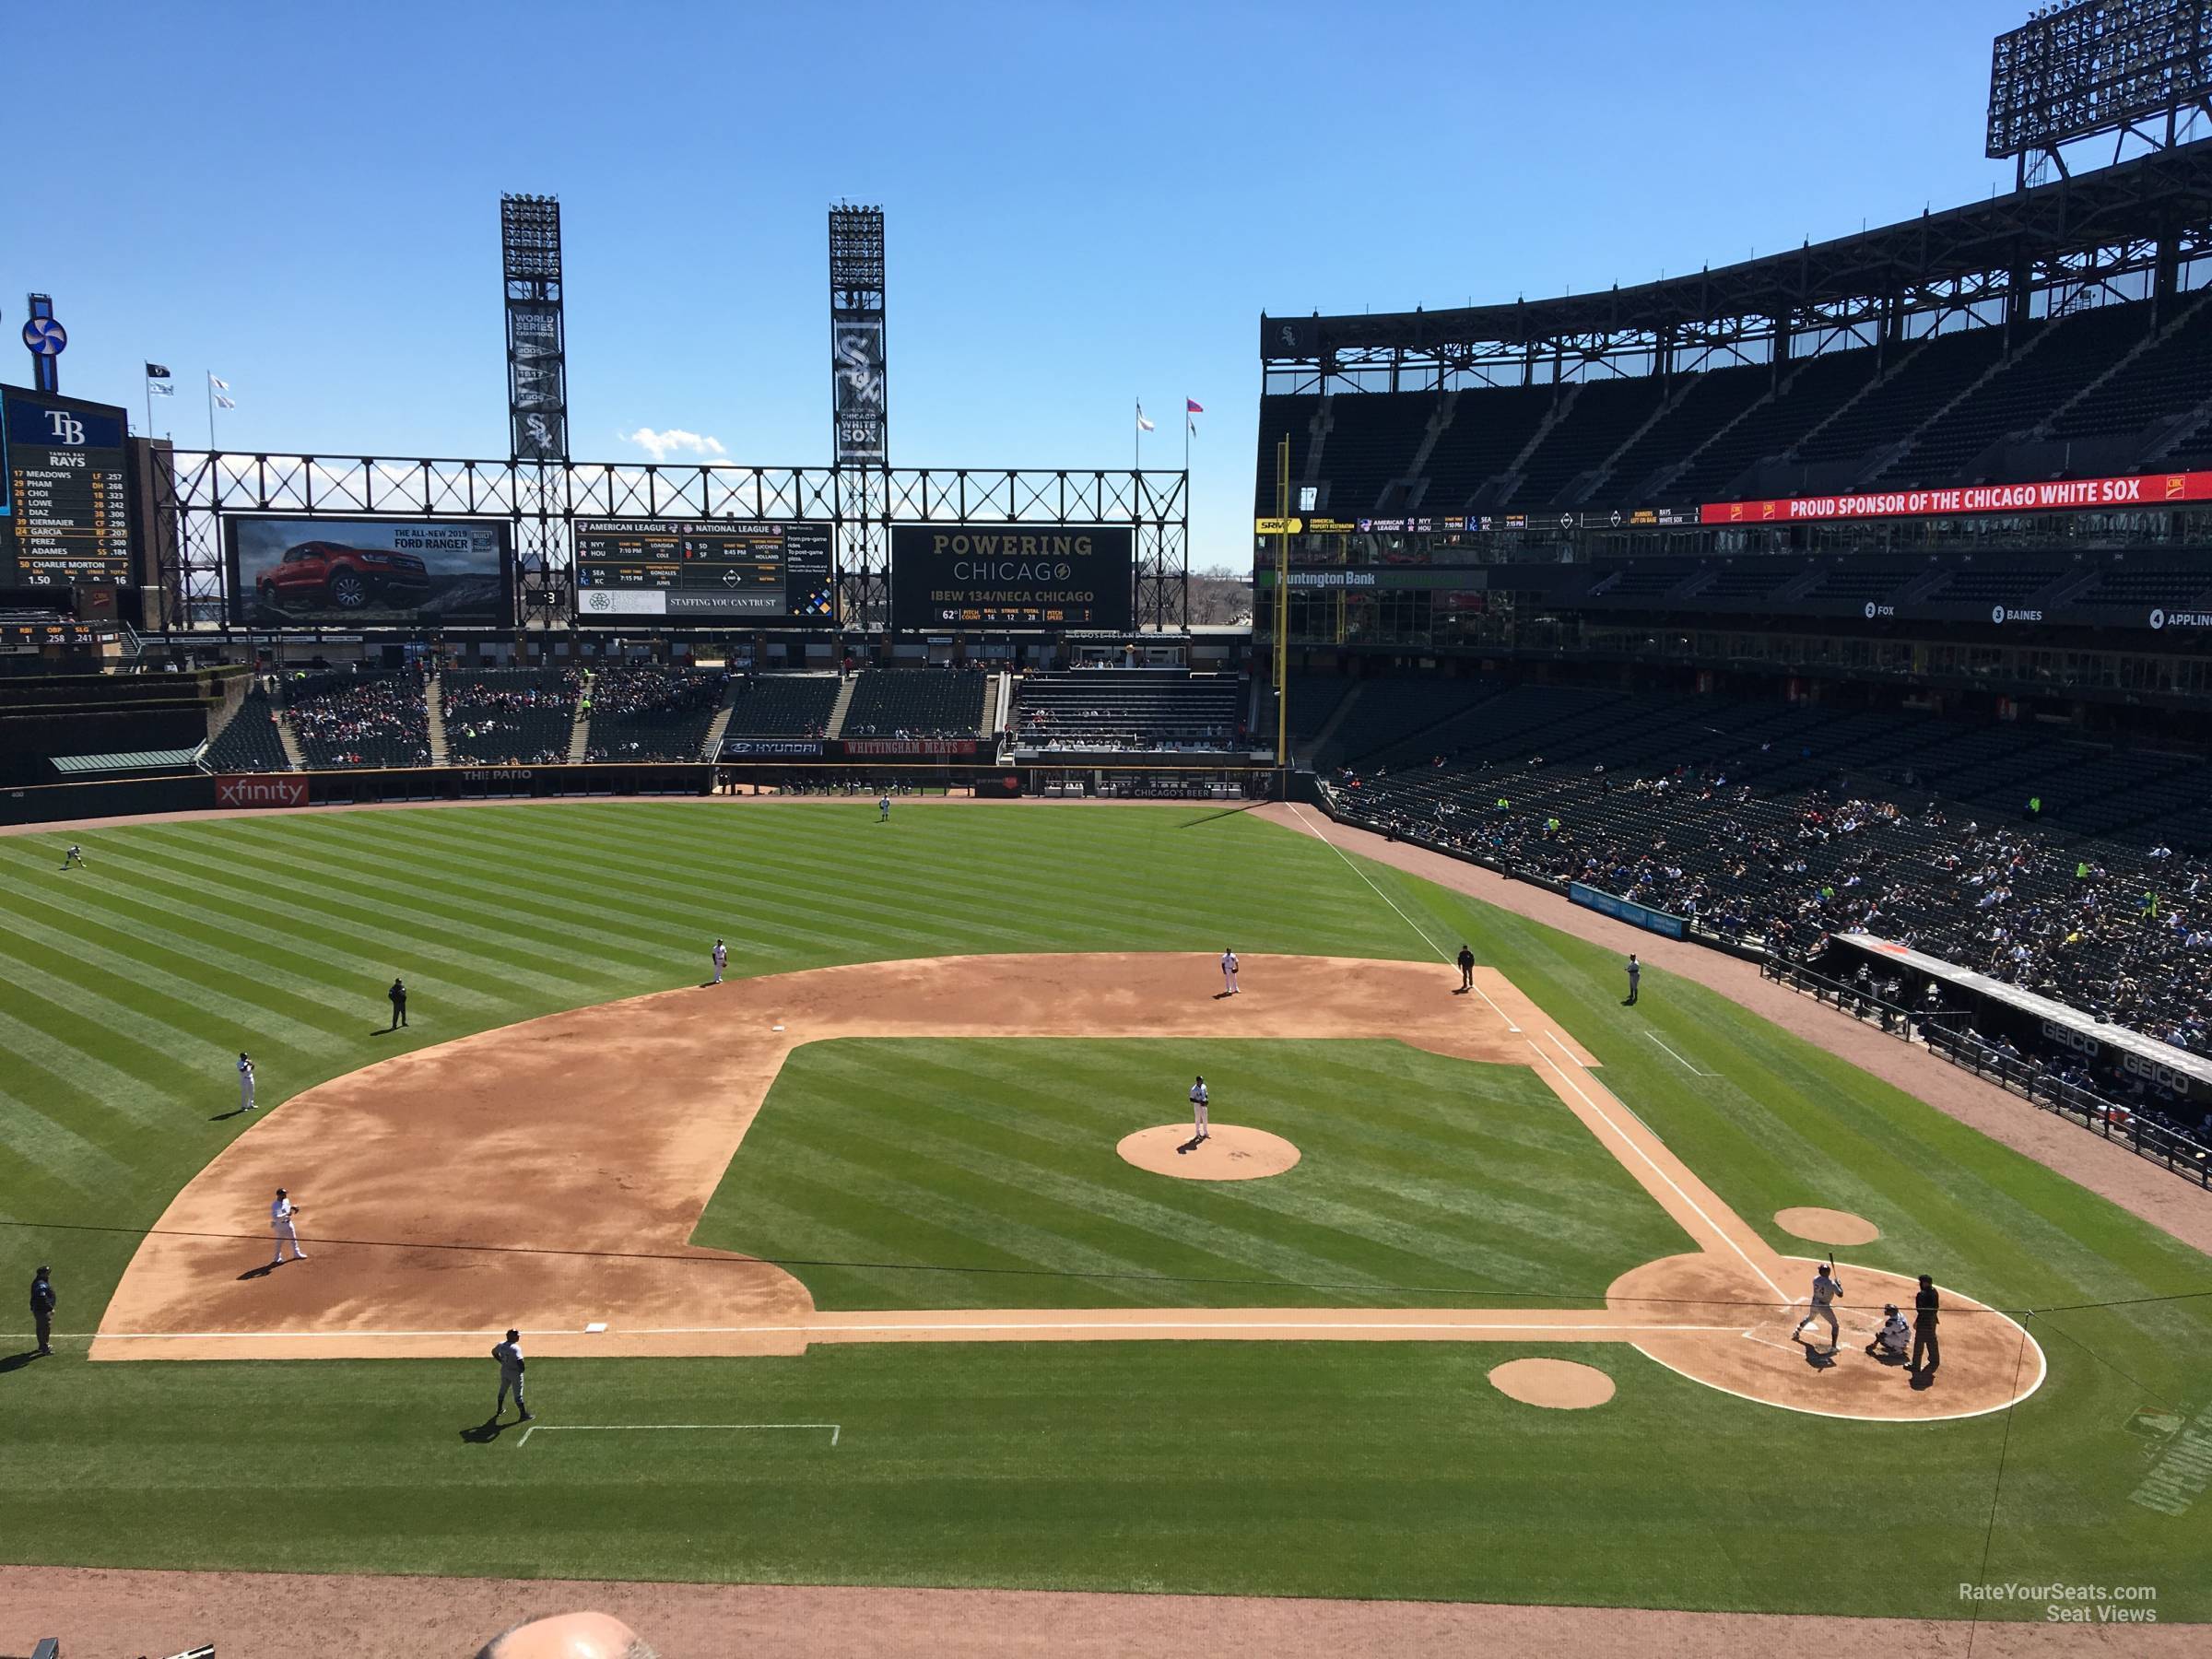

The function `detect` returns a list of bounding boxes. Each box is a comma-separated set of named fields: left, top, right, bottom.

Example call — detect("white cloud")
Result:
left=619, top=426, right=728, bottom=463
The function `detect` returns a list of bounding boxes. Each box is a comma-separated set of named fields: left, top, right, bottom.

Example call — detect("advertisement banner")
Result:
left=215, top=774, right=309, bottom=808
left=1702, top=470, right=2212, bottom=526
left=1569, top=880, right=1688, bottom=940
left=226, top=516, right=511, bottom=628
left=832, top=313, right=888, bottom=466
left=890, top=524, right=1134, bottom=631
left=836, top=737, right=980, bottom=758
left=722, top=739, right=825, bottom=758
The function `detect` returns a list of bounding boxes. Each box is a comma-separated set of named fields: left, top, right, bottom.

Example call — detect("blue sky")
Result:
left=4, top=1, right=2039, bottom=568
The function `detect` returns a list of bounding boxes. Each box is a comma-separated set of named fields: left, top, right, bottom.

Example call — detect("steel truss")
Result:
left=156, top=453, right=1186, bottom=631
left=1262, top=136, right=2212, bottom=394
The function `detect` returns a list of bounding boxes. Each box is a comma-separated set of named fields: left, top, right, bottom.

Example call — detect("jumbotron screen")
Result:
left=572, top=518, right=834, bottom=625
left=890, top=524, right=1133, bottom=630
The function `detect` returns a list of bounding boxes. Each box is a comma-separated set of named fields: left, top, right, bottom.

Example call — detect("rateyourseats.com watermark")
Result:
left=1959, top=1583, right=2159, bottom=1624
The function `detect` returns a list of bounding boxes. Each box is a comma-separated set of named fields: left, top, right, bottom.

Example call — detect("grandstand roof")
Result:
left=1263, top=136, right=2212, bottom=362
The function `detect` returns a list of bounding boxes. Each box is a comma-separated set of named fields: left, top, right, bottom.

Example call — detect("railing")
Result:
left=1759, top=956, right=2212, bottom=1190
left=1924, top=1022, right=2212, bottom=1190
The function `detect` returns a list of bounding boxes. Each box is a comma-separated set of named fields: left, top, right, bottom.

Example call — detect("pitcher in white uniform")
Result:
left=237, top=1052, right=256, bottom=1112
left=269, top=1187, right=307, bottom=1265
left=1189, top=1075, right=1210, bottom=1140
left=1220, top=949, right=1239, bottom=995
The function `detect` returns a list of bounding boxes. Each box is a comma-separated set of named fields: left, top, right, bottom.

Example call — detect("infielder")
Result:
left=492, top=1327, right=533, bottom=1421
left=1792, top=1261, right=1842, bottom=1353
left=711, top=938, right=728, bottom=985
left=269, top=1187, right=307, bottom=1265
left=1189, top=1074, right=1210, bottom=1140
left=1220, top=948, right=1239, bottom=995
left=238, top=1051, right=256, bottom=1112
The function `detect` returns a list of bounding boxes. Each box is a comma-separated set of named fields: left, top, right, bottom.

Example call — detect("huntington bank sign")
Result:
left=1702, top=469, right=2212, bottom=526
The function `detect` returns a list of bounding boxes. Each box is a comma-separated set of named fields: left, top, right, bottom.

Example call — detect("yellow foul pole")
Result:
left=1274, top=436, right=1290, bottom=776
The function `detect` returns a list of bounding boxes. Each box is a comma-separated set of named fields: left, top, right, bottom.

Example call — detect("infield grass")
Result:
left=1, top=800, right=2207, bottom=1618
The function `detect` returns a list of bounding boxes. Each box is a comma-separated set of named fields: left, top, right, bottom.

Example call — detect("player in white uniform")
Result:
left=238, top=1052, right=256, bottom=1112
left=878, top=794, right=891, bottom=821
left=269, top=1187, right=307, bottom=1265
left=711, top=938, right=727, bottom=985
left=1189, top=1075, right=1210, bottom=1140
left=1220, top=949, right=1239, bottom=995
left=492, top=1328, right=532, bottom=1421
left=1792, top=1264, right=1842, bottom=1353
left=1865, top=1303, right=1910, bottom=1360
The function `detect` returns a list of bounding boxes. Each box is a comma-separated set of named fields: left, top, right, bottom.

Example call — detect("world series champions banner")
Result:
left=890, top=524, right=1133, bottom=630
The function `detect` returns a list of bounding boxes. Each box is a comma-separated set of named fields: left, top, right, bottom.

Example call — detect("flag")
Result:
left=208, top=373, right=229, bottom=391
left=214, top=394, right=236, bottom=410
left=145, top=363, right=171, bottom=380
left=1135, top=403, right=1155, bottom=432
left=1185, top=398, right=1204, bottom=414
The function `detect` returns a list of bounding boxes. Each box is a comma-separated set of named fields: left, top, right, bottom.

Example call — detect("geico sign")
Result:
left=215, top=774, right=308, bottom=808
left=2122, top=1051, right=2197, bottom=1098
left=2040, top=1018, right=2100, bottom=1057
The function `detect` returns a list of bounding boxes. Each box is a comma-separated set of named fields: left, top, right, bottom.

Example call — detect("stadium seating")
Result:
left=584, top=667, right=725, bottom=762
left=287, top=672, right=431, bottom=770
left=723, top=674, right=841, bottom=736
left=205, top=687, right=292, bottom=772
left=841, top=668, right=988, bottom=739
left=1010, top=670, right=1244, bottom=751
left=442, top=669, right=580, bottom=766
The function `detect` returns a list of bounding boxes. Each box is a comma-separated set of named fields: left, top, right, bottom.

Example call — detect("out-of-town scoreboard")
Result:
left=0, top=384, right=132, bottom=585
left=571, top=518, right=835, bottom=624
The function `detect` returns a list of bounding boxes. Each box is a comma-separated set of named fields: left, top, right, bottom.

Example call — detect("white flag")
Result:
left=214, top=393, right=236, bottom=410
left=148, top=381, right=174, bottom=397
left=208, top=373, right=229, bottom=390
left=1135, top=403, right=1155, bottom=432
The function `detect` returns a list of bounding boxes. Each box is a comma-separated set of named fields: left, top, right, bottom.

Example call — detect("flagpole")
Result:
left=206, top=371, right=216, bottom=451
left=145, top=375, right=152, bottom=442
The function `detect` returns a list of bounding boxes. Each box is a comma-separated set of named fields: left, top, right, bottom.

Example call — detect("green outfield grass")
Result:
left=694, top=1037, right=1691, bottom=1309
left=1, top=800, right=2208, bottom=1618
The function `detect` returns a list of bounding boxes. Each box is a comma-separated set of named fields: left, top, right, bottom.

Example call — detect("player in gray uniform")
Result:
left=238, top=1052, right=256, bottom=1112
left=59, top=844, right=86, bottom=870
left=711, top=938, right=727, bottom=985
left=492, top=1328, right=533, bottom=1421
left=1792, top=1263, right=1843, bottom=1354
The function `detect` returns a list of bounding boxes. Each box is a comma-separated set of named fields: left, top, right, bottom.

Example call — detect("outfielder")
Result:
left=1792, top=1261, right=1842, bottom=1353
left=711, top=938, right=727, bottom=985
left=59, top=844, right=86, bottom=870
left=492, top=1328, right=532, bottom=1421
left=1189, top=1074, right=1210, bottom=1140
left=269, top=1187, right=306, bottom=1265
left=878, top=794, right=891, bottom=822
left=238, top=1051, right=256, bottom=1112
left=1220, top=948, right=1239, bottom=995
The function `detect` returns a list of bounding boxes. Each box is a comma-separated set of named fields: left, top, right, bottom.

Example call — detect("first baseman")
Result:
left=1792, top=1262, right=1842, bottom=1353
left=238, top=1051, right=256, bottom=1112
left=492, top=1328, right=532, bottom=1421
left=1189, top=1074, right=1210, bottom=1140
left=269, top=1187, right=307, bottom=1265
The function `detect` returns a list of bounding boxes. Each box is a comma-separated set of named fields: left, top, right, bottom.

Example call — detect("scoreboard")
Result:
left=0, top=385, right=133, bottom=585
left=572, top=519, right=834, bottom=625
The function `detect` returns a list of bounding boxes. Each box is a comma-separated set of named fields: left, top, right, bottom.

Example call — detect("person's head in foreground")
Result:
left=476, top=1610, right=658, bottom=1659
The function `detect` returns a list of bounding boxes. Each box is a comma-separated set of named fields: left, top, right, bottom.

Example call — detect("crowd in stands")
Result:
left=443, top=670, right=581, bottom=766
left=288, top=671, right=430, bottom=769
left=582, top=666, right=726, bottom=762
left=1332, top=753, right=2212, bottom=1058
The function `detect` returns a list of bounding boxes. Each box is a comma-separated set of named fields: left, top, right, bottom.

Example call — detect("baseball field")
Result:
left=2, top=797, right=2207, bottom=1636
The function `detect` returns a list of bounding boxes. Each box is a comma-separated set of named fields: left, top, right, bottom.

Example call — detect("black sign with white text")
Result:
left=0, top=384, right=132, bottom=584
left=890, top=524, right=1133, bottom=630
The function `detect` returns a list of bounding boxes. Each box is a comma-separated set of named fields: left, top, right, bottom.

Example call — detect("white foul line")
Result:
left=1527, top=1040, right=1790, bottom=1304
left=1641, top=1030, right=1715, bottom=1077
left=518, top=1422, right=841, bottom=1449
left=1287, top=804, right=1522, bottom=1033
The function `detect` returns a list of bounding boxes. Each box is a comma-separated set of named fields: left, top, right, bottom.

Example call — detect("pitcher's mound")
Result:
left=1116, top=1124, right=1300, bottom=1182
left=1489, top=1358, right=1615, bottom=1409
left=1775, top=1206, right=1880, bottom=1246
